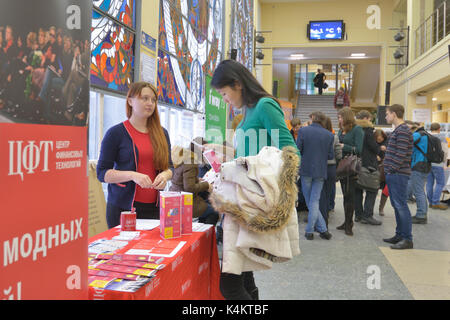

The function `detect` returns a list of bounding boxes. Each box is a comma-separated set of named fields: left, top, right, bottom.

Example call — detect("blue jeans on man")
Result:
left=301, top=176, right=327, bottom=234
left=426, top=166, right=445, bottom=205
left=408, top=170, right=428, bottom=218
left=385, top=174, right=412, bottom=241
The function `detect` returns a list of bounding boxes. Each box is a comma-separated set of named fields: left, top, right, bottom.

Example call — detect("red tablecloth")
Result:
left=88, top=226, right=223, bottom=300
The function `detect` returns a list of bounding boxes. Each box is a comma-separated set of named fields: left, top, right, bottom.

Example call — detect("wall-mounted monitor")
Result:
left=308, top=20, right=345, bottom=40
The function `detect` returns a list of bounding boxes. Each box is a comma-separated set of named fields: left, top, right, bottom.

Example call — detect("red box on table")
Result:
left=180, top=192, right=193, bottom=235
left=159, top=192, right=182, bottom=239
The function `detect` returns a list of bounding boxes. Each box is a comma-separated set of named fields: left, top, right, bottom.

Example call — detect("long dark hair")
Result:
left=211, top=59, right=278, bottom=108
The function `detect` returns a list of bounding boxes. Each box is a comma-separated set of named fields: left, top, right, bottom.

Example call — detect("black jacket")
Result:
left=356, top=119, right=380, bottom=170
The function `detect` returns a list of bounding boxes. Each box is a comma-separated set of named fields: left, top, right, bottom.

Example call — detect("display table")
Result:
left=88, top=225, right=223, bottom=300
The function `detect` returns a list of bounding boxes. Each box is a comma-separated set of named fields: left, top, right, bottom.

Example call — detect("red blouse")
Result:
left=123, top=120, right=157, bottom=203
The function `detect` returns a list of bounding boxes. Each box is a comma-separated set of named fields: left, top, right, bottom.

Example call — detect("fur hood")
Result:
left=355, top=119, right=374, bottom=129
left=209, top=146, right=299, bottom=233
left=171, top=146, right=199, bottom=168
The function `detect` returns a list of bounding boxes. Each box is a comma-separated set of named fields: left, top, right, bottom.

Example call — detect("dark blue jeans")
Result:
left=385, top=174, right=413, bottom=241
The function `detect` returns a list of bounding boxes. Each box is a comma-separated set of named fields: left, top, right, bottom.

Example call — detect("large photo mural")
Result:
left=157, top=0, right=224, bottom=113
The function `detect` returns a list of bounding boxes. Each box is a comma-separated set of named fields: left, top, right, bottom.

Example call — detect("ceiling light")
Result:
left=290, top=54, right=304, bottom=58
left=447, top=89, right=450, bottom=92
left=351, top=53, right=366, bottom=57
left=432, top=98, right=437, bottom=101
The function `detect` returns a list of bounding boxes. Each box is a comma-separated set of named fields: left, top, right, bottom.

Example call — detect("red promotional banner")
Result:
left=0, top=123, right=88, bottom=299
left=0, top=0, right=90, bottom=299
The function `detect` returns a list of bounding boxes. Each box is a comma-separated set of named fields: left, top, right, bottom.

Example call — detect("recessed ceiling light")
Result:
left=351, top=53, right=366, bottom=57
left=447, top=89, right=450, bottom=92
left=290, top=54, right=304, bottom=58
left=432, top=98, right=437, bottom=101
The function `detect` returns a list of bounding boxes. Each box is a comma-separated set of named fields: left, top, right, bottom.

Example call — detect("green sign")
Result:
left=205, top=75, right=227, bottom=144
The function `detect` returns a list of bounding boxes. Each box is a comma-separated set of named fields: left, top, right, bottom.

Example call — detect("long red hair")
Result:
left=126, top=82, right=169, bottom=171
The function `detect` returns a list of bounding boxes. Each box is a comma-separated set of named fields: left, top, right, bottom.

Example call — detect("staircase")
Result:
left=294, top=95, right=339, bottom=131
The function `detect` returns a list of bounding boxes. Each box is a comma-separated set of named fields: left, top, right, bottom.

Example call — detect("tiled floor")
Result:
left=251, top=190, right=450, bottom=300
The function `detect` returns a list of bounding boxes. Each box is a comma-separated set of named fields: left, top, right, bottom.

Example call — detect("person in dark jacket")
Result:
left=337, top=107, right=364, bottom=236
left=170, top=145, right=218, bottom=225
left=97, top=82, right=173, bottom=228
left=354, top=111, right=382, bottom=225
left=374, top=129, right=389, bottom=216
left=297, top=111, right=334, bottom=240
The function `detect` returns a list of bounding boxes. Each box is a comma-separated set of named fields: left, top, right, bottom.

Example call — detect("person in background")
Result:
left=354, top=110, right=382, bottom=226
left=336, top=107, right=364, bottom=236
left=374, top=129, right=389, bottom=216
left=209, top=59, right=299, bottom=300
left=97, top=82, right=173, bottom=228
left=314, top=69, right=326, bottom=95
left=334, top=87, right=350, bottom=110
left=290, top=118, right=301, bottom=142
left=170, top=145, right=219, bottom=225
left=383, top=104, right=414, bottom=250
left=319, top=116, right=342, bottom=227
left=297, top=111, right=333, bottom=240
left=426, top=123, right=448, bottom=210
left=406, top=121, right=431, bottom=224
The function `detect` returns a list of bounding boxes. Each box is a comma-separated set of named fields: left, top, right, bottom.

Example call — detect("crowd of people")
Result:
left=291, top=105, right=448, bottom=249
left=95, top=58, right=448, bottom=300
left=0, top=24, right=89, bottom=125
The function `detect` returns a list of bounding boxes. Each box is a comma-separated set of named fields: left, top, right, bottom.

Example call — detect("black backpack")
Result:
left=414, top=130, right=444, bottom=164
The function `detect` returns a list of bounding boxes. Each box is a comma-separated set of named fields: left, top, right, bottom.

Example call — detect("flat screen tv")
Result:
left=308, top=20, right=345, bottom=40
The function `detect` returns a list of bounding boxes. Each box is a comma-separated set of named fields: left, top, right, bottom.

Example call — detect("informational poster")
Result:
left=412, top=108, right=431, bottom=123
left=0, top=0, right=90, bottom=299
left=88, top=161, right=107, bottom=238
left=140, top=31, right=157, bottom=86
left=205, top=76, right=227, bottom=144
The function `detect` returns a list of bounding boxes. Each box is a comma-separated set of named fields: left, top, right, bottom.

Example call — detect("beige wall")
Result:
left=390, top=36, right=450, bottom=121
left=260, top=0, right=396, bottom=103
left=139, top=0, right=159, bottom=82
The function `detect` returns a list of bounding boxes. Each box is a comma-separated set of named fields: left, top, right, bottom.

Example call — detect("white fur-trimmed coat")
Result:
left=209, top=146, right=301, bottom=275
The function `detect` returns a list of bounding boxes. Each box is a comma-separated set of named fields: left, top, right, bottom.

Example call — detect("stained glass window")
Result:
left=158, top=0, right=224, bottom=113
left=230, top=0, right=254, bottom=71
left=91, top=0, right=136, bottom=93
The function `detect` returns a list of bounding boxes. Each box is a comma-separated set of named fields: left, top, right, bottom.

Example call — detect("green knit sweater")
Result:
left=234, top=97, right=299, bottom=158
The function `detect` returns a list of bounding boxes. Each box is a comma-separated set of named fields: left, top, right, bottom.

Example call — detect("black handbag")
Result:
left=336, top=153, right=361, bottom=180
left=357, top=166, right=380, bottom=191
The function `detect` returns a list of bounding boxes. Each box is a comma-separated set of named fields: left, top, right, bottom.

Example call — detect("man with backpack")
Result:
left=426, top=123, right=448, bottom=210
left=313, top=69, right=326, bottom=95
left=406, top=121, right=445, bottom=224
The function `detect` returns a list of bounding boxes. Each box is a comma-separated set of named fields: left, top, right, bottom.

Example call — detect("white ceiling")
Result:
left=272, top=46, right=382, bottom=63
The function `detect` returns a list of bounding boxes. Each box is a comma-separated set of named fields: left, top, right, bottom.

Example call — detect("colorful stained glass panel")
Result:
left=93, top=0, right=136, bottom=28
left=91, top=11, right=135, bottom=93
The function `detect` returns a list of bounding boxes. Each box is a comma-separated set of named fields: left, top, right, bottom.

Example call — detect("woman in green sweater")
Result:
left=337, top=107, right=364, bottom=236
left=209, top=59, right=298, bottom=300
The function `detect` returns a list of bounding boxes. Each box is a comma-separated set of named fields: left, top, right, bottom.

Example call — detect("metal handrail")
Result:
left=414, top=0, right=449, bottom=59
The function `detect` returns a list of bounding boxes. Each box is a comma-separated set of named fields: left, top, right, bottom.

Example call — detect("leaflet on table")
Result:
left=88, top=239, right=129, bottom=254
left=192, top=222, right=214, bottom=232
left=112, top=231, right=141, bottom=241
left=136, top=219, right=160, bottom=230
left=89, top=253, right=165, bottom=264
left=105, top=259, right=165, bottom=270
left=95, top=262, right=157, bottom=277
left=88, top=276, right=117, bottom=289
left=103, top=278, right=153, bottom=293
left=88, top=269, right=141, bottom=281
left=125, top=240, right=187, bottom=257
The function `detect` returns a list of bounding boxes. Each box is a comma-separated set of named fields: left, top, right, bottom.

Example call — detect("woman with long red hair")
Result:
left=97, top=82, right=172, bottom=228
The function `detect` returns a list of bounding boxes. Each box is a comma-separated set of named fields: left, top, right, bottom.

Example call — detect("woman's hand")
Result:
left=131, top=172, right=153, bottom=189
left=152, top=171, right=171, bottom=190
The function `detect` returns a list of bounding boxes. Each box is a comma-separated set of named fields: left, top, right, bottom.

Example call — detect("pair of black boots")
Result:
left=336, top=203, right=354, bottom=236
